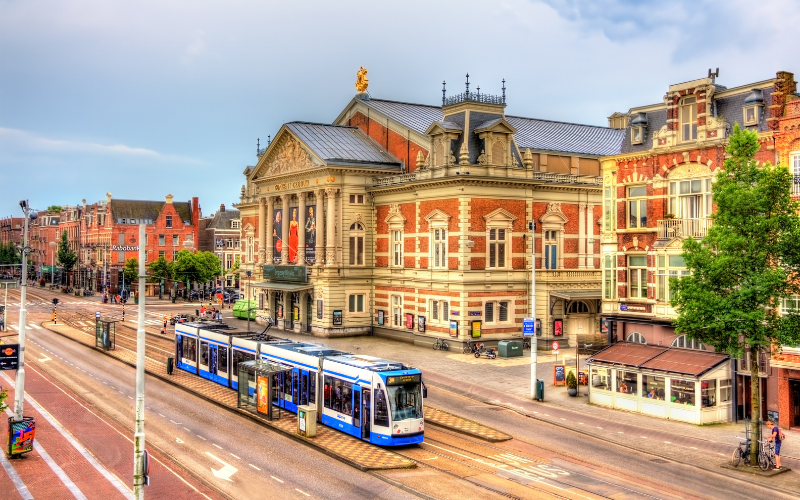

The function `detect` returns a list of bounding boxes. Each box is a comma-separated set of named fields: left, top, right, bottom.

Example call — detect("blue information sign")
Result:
left=523, top=318, right=535, bottom=337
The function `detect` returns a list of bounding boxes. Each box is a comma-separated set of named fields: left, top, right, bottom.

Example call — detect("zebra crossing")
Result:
left=4, top=324, right=42, bottom=331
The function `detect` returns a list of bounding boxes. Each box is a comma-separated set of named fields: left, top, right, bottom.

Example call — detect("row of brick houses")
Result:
left=235, top=69, right=800, bottom=428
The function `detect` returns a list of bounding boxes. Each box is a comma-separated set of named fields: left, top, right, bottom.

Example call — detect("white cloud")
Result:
left=0, top=127, right=160, bottom=156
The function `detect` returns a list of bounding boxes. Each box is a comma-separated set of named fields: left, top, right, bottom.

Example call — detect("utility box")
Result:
left=498, top=340, right=523, bottom=358
left=535, top=379, right=545, bottom=401
left=297, top=405, right=317, bottom=438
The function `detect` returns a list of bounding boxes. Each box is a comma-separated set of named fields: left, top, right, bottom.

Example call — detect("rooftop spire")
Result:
left=442, top=80, right=446, bottom=106
left=502, top=78, right=506, bottom=104
left=465, top=72, right=470, bottom=94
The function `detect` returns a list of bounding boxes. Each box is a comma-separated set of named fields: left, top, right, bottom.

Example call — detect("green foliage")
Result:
left=195, top=251, right=223, bottom=282
left=566, top=371, right=577, bottom=390
left=172, top=250, right=221, bottom=284
left=0, top=241, right=21, bottom=265
left=46, top=205, right=62, bottom=213
left=146, top=256, right=173, bottom=283
left=122, top=258, right=139, bottom=284
left=56, top=230, right=78, bottom=272
left=0, top=386, right=7, bottom=413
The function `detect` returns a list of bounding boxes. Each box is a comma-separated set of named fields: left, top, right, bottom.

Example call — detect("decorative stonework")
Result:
left=263, top=135, right=317, bottom=177
left=539, top=203, right=568, bottom=223
left=621, top=170, right=649, bottom=185
left=666, top=163, right=712, bottom=179
left=424, top=208, right=451, bottom=223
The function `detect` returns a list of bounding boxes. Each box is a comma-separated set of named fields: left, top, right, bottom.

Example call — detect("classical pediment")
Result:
left=539, top=203, right=569, bottom=223
left=474, top=117, right=517, bottom=135
left=250, top=131, right=321, bottom=180
left=424, top=208, right=452, bottom=223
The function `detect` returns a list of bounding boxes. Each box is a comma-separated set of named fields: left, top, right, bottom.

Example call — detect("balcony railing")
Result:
left=657, top=218, right=712, bottom=239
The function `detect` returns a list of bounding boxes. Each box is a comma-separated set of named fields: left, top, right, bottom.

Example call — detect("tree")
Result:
left=147, top=256, right=173, bottom=283
left=56, top=230, right=78, bottom=273
left=0, top=386, right=7, bottom=413
left=46, top=205, right=62, bottom=213
left=195, top=251, right=223, bottom=284
left=0, top=242, right=21, bottom=266
left=671, top=125, right=800, bottom=465
left=122, top=258, right=138, bottom=285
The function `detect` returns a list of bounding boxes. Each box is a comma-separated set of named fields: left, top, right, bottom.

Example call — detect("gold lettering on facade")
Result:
left=274, top=179, right=310, bottom=191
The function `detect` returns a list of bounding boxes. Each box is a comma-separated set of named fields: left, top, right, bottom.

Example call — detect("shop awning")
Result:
left=549, top=289, right=601, bottom=301
left=588, top=342, right=729, bottom=377
left=251, top=281, right=313, bottom=292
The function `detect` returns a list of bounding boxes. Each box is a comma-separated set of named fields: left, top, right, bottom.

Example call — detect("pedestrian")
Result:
left=200, top=305, right=205, bottom=316
left=116, top=294, right=121, bottom=304
left=162, top=317, right=167, bottom=335
left=0, top=314, right=4, bottom=332
left=766, top=420, right=783, bottom=469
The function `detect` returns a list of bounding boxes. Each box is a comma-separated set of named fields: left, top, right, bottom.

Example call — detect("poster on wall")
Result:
left=471, top=320, right=481, bottom=338
left=553, top=364, right=566, bottom=386
left=288, top=206, right=299, bottom=263
left=600, top=318, right=609, bottom=334
left=449, top=320, right=458, bottom=337
left=273, top=208, right=283, bottom=262
left=305, top=206, right=316, bottom=264
left=257, top=376, right=270, bottom=414
left=317, top=299, right=323, bottom=319
left=553, top=319, right=563, bottom=336
left=377, top=310, right=385, bottom=325
left=293, top=306, right=299, bottom=321
left=406, top=313, right=414, bottom=329
left=333, top=310, right=343, bottom=326
left=277, top=305, right=283, bottom=319
left=418, top=316, right=426, bottom=332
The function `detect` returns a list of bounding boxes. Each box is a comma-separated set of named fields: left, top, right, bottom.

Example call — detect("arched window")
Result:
left=349, top=222, right=364, bottom=266
left=672, top=334, right=705, bottom=350
left=627, top=332, right=646, bottom=344
left=567, top=301, right=590, bottom=314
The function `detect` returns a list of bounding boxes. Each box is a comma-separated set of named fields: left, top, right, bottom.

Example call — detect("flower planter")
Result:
left=567, top=388, right=578, bottom=397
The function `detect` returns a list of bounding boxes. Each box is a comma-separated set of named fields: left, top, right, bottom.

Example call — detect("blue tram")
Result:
left=174, top=322, right=425, bottom=446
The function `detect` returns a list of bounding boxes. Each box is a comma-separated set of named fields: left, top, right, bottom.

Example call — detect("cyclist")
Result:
left=765, top=420, right=782, bottom=469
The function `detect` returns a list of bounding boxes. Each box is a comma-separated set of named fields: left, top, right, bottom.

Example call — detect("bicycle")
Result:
left=522, top=337, right=531, bottom=350
left=462, top=339, right=479, bottom=354
left=433, top=338, right=449, bottom=351
left=757, top=439, right=776, bottom=471
left=731, top=436, right=751, bottom=467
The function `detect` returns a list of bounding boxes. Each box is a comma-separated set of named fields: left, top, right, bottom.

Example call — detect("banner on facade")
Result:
left=288, top=206, right=299, bottom=263
left=273, top=208, right=283, bottom=261
left=305, top=206, right=316, bottom=264
left=332, top=310, right=342, bottom=326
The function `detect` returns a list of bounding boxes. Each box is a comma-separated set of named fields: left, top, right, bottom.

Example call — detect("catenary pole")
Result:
left=530, top=221, right=537, bottom=400
left=13, top=200, right=36, bottom=422
left=133, top=223, right=146, bottom=498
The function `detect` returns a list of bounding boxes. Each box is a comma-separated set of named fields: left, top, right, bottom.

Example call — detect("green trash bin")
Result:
left=167, top=357, right=174, bottom=375
left=535, top=379, right=544, bottom=401
left=497, top=340, right=523, bottom=358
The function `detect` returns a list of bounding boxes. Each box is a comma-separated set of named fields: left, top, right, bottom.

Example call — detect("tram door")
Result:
left=300, top=370, right=309, bottom=406
left=284, top=368, right=300, bottom=413
left=362, top=389, right=371, bottom=440
left=353, top=387, right=362, bottom=436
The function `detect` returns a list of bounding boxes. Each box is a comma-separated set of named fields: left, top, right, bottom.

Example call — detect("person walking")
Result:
left=200, top=305, right=205, bottom=317
left=766, top=420, right=783, bottom=469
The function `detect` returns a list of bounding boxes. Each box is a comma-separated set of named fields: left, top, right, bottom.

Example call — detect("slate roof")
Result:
left=109, top=200, right=193, bottom=222
left=285, top=122, right=401, bottom=168
left=588, top=342, right=729, bottom=377
left=206, top=209, right=240, bottom=230
left=357, top=98, right=624, bottom=157
left=431, top=120, right=463, bottom=131
left=474, top=118, right=503, bottom=131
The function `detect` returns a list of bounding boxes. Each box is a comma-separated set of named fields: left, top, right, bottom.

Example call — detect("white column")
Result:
left=587, top=204, right=595, bottom=268
left=578, top=203, right=587, bottom=269
left=257, top=197, right=266, bottom=264
left=265, top=196, right=274, bottom=263
left=281, top=195, right=289, bottom=263
left=325, top=188, right=337, bottom=266
left=298, top=193, right=306, bottom=265
left=315, top=189, right=324, bottom=267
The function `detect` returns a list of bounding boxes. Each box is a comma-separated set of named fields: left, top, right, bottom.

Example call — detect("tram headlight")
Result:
left=393, top=424, right=398, bottom=430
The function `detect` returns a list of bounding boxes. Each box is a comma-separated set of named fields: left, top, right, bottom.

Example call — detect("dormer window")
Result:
left=630, top=112, right=647, bottom=145
left=679, top=96, right=697, bottom=142
left=743, top=88, right=764, bottom=127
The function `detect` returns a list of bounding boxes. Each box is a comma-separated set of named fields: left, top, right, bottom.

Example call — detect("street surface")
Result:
left=1, top=286, right=798, bottom=499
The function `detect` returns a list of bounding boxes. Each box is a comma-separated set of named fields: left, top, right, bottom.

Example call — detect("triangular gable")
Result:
left=474, top=116, right=518, bottom=135
left=424, top=121, right=463, bottom=136
left=484, top=207, right=517, bottom=222
left=242, top=222, right=255, bottom=232
left=424, top=208, right=452, bottom=223
left=539, top=203, right=568, bottom=223
left=248, top=127, right=325, bottom=181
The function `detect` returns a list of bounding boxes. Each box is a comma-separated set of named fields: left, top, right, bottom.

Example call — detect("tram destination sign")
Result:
left=262, top=265, right=307, bottom=282
left=0, top=344, right=20, bottom=370
left=386, top=374, right=421, bottom=385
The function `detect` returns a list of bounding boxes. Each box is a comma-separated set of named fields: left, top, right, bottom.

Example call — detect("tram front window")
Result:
left=386, top=380, right=422, bottom=421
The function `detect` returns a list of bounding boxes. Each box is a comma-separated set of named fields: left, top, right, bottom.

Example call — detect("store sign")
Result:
left=468, top=311, right=481, bottom=316
left=112, top=245, right=139, bottom=251
left=262, top=265, right=306, bottom=282
left=0, top=344, right=20, bottom=370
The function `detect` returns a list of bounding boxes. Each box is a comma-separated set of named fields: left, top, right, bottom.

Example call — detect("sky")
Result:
left=1, top=0, right=799, bottom=220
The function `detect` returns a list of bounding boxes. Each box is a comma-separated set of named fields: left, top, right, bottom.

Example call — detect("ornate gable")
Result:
left=424, top=208, right=451, bottom=223
left=539, top=203, right=569, bottom=223
left=385, top=203, right=406, bottom=226
left=250, top=132, right=320, bottom=180
left=484, top=207, right=517, bottom=223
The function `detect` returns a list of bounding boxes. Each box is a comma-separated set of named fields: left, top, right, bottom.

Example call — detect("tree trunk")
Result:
left=749, top=349, right=761, bottom=466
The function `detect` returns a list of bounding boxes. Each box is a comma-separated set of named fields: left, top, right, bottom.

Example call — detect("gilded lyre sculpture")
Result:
left=355, top=66, right=369, bottom=93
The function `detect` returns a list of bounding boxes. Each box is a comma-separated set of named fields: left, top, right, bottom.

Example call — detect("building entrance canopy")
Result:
left=549, top=289, right=601, bottom=301
left=251, top=281, right=313, bottom=292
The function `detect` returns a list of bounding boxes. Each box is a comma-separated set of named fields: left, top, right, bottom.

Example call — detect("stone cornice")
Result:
left=366, top=175, right=601, bottom=195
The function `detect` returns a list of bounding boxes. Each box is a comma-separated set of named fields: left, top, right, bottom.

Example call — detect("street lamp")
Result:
left=49, top=240, right=57, bottom=286
left=13, top=200, right=37, bottom=430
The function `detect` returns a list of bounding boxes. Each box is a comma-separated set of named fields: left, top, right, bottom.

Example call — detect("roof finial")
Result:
left=465, top=73, right=470, bottom=95
left=442, top=80, right=446, bottom=106
left=257, top=137, right=260, bottom=155
left=267, top=134, right=271, bottom=145
left=476, top=85, right=480, bottom=97
left=502, top=78, right=506, bottom=104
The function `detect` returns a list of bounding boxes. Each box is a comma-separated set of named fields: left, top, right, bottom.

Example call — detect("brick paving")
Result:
left=43, top=321, right=419, bottom=471
left=423, top=407, right=511, bottom=442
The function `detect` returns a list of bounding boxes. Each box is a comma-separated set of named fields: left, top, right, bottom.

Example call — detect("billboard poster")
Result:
left=333, top=310, right=343, bottom=325
left=288, top=206, right=299, bottom=263
left=406, top=313, right=414, bottom=329
left=377, top=310, right=385, bottom=325
left=305, top=206, right=316, bottom=264
left=471, top=320, right=481, bottom=338
left=600, top=318, right=609, bottom=334
left=449, top=320, right=458, bottom=337
left=273, top=208, right=283, bottom=262
left=257, top=376, right=270, bottom=414
left=554, top=319, right=563, bottom=336
left=417, top=316, right=425, bottom=332
left=9, top=418, right=35, bottom=455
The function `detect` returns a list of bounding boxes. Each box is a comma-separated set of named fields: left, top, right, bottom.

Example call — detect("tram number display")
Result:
left=386, top=374, right=421, bottom=385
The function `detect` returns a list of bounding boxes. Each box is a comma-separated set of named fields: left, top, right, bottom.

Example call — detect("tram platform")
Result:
left=42, top=320, right=510, bottom=471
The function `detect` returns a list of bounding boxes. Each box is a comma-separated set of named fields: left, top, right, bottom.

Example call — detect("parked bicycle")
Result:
left=462, top=339, right=479, bottom=354
left=731, top=436, right=751, bottom=467
left=758, top=439, right=776, bottom=471
left=433, top=337, right=449, bottom=351
left=522, top=337, right=531, bottom=350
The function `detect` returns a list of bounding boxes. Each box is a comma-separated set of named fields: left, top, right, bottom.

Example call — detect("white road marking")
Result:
left=28, top=324, right=42, bottom=329
left=296, top=489, right=310, bottom=497
left=9, top=325, right=18, bottom=330
left=0, top=445, right=33, bottom=499
left=230, top=453, right=240, bottom=459
left=560, top=418, right=566, bottom=421
left=664, top=441, right=671, bottom=444
left=176, top=438, right=184, bottom=444
left=690, top=446, right=697, bottom=449
left=197, top=435, right=207, bottom=440
left=271, top=476, right=284, bottom=483
left=38, top=353, right=52, bottom=362
left=158, top=413, right=165, bottom=417
left=641, top=436, right=647, bottom=439
left=212, top=443, right=223, bottom=449
left=169, top=420, right=182, bottom=424
left=183, top=427, right=191, bottom=432
left=596, top=427, right=602, bottom=430
left=248, top=464, right=261, bottom=470
left=205, top=452, right=237, bottom=482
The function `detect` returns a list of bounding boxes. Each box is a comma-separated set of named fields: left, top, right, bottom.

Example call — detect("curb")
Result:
left=40, top=321, right=413, bottom=473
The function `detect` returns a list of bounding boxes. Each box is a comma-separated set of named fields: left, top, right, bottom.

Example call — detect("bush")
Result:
left=566, top=371, right=577, bottom=390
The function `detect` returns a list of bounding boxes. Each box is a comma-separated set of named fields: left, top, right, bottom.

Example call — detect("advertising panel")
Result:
left=257, top=376, right=270, bottom=414
left=405, top=313, right=414, bottom=329
left=273, top=208, right=283, bottom=262
left=9, top=418, right=35, bottom=455
left=553, top=364, right=566, bottom=386
left=333, top=310, right=343, bottom=326
left=471, top=320, right=481, bottom=338
left=553, top=319, right=563, bottom=336
left=305, top=206, right=316, bottom=264
left=377, top=310, right=385, bottom=325
left=417, top=316, right=426, bottom=332
left=288, top=206, right=299, bottom=263
left=449, top=320, right=458, bottom=337
left=0, top=344, right=20, bottom=370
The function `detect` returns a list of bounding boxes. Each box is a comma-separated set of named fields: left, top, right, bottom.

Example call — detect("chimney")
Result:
left=219, top=204, right=226, bottom=212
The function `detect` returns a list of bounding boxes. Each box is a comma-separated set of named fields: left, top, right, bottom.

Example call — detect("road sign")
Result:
left=523, top=318, right=535, bottom=337
left=552, top=341, right=559, bottom=351
left=0, top=344, right=20, bottom=370
left=96, top=311, right=100, bottom=318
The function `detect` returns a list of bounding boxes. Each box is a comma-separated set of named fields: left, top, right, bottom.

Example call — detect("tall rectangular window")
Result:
left=544, top=230, right=558, bottom=269
left=792, top=153, right=800, bottom=196
left=628, top=255, right=648, bottom=299
left=667, top=255, right=689, bottom=301
left=628, top=186, right=647, bottom=228
left=669, top=179, right=712, bottom=220
left=680, top=96, right=697, bottom=142
left=431, top=300, right=439, bottom=320
left=173, top=235, right=179, bottom=246
left=349, top=223, right=365, bottom=266
left=392, top=230, right=403, bottom=267
left=488, top=229, right=507, bottom=268
left=485, top=302, right=494, bottom=322
left=118, top=234, right=124, bottom=245
left=604, top=254, right=617, bottom=299
left=158, top=234, right=165, bottom=246
left=392, top=295, right=402, bottom=327
left=603, top=185, right=614, bottom=232
left=484, top=301, right=509, bottom=323
left=348, top=294, right=365, bottom=313
left=166, top=216, right=173, bottom=228
left=432, top=228, right=447, bottom=269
